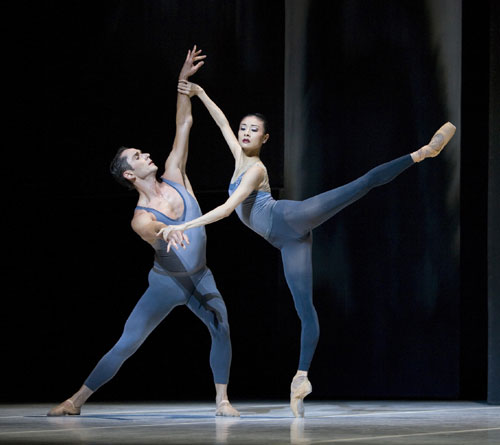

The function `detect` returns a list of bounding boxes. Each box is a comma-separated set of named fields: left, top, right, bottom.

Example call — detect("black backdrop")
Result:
left=4, top=0, right=495, bottom=404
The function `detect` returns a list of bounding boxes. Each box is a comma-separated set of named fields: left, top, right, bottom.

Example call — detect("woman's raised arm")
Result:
left=178, top=80, right=242, bottom=161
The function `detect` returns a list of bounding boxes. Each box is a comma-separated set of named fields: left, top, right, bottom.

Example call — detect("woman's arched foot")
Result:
left=47, top=399, right=80, bottom=416
left=215, top=400, right=240, bottom=417
left=411, top=122, right=456, bottom=162
left=290, top=375, right=312, bottom=418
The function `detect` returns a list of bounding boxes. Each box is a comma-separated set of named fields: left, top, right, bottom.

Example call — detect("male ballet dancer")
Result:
left=47, top=46, right=239, bottom=417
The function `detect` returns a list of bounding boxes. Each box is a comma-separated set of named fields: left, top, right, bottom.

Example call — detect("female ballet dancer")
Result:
left=162, top=80, right=456, bottom=417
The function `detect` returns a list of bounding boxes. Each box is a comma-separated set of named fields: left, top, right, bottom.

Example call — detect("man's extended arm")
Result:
left=163, top=46, right=206, bottom=189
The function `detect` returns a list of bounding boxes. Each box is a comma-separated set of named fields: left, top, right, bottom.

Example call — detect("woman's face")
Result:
left=238, top=116, right=269, bottom=152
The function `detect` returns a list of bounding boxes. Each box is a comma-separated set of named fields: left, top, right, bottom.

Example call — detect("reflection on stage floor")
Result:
left=1, top=400, right=499, bottom=444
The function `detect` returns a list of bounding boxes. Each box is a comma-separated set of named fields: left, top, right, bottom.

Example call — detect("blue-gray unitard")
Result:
left=228, top=154, right=414, bottom=371
left=84, top=179, right=231, bottom=390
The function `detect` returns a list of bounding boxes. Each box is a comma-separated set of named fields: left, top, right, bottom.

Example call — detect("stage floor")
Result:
left=0, top=401, right=498, bottom=444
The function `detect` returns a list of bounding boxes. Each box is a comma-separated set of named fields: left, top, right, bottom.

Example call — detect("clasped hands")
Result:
left=178, top=79, right=203, bottom=97
left=157, top=226, right=190, bottom=252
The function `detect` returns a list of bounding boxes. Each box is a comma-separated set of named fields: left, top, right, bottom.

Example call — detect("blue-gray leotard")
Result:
left=229, top=179, right=277, bottom=240
left=229, top=155, right=414, bottom=370
left=137, top=178, right=207, bottom=275
left=84, top=178, right=231, bottom=390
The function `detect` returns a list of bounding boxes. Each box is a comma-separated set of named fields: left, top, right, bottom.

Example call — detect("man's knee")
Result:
left=115, top=327, right=150, bottom=357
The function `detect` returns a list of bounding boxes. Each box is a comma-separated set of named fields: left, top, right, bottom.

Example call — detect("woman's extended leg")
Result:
left=284, top=154, right=414, bottom=235
left=283, top=122, right=456, bottom=235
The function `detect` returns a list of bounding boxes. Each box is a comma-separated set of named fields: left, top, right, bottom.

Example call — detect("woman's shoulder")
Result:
left=246, top=162, right=270, bottom=192
left=232, top=160, right=263, bottom=180
left=243, top=161, right=268, bottom=180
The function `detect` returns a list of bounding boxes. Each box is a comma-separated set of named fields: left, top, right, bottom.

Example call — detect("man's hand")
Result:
left=157, top=226, right=190, bottom=252
left=178, top=45, right=206, bottom=80
left=177, top=80, right=203, bottom=98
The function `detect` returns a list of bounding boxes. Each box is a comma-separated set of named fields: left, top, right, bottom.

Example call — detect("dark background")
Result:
left=4, top=0, right=497, bottom=405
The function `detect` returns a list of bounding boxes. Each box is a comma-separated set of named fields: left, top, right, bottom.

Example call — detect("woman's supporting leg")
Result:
left=280, top=235, right=319, bottom=372
left=276, top=155, right=413, bottom=417
left=280, top=235, right=317, bottom=417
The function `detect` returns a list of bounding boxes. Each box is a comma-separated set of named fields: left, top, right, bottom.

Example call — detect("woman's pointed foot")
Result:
left=290, top=375, right=312, bottom=418
left=411, top=122, right=456, bottom=162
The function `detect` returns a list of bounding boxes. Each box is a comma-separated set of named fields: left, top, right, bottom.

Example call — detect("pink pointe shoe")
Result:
left=290, top=375, right=312, bottom=418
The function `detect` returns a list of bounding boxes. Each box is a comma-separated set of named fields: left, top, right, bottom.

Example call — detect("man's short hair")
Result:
left=110, top=146, right=135, bottom=190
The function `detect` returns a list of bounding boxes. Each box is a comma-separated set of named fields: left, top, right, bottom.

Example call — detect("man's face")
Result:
left=122, top=148, right=158, bottom=181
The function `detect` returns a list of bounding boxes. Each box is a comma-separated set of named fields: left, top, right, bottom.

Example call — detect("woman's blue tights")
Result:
left=269, top=154, right=415, bottom=371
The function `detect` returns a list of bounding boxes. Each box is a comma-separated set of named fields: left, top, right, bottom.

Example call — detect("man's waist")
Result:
left=152, top=261, right=206, bottom=277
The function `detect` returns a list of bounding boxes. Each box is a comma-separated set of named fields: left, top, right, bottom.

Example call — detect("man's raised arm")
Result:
left=163, top=46, right=206, bottom=186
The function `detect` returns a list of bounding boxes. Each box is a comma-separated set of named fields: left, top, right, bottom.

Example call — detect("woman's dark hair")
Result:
left=110, top=146, right=135, bottom=190
left=241, top=112, right=269, bottom=134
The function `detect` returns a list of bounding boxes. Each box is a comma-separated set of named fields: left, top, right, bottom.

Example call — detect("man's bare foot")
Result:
left=411, top=122, right=456, bottom=162
left=215, top=400, right=240, bottom=417
left=47, top=399, right=80, bottom=416
left=290, top=375, right=312, bottom=418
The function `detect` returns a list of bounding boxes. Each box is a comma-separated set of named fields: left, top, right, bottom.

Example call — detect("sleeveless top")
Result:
left=136, top=178, right=206, bottom=276
left=228, top=172, right=277, bottom=240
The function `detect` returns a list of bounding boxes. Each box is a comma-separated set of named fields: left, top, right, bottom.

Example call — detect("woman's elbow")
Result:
left=221, top=206, right=234, bottom=218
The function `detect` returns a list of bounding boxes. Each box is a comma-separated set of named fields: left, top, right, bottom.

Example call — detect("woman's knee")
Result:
left=293, top=297, right=317, bottom=319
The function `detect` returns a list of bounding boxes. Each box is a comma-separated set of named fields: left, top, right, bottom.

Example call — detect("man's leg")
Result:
left=186, top=268, right=240, bottom=417
left=47, top=270, right=187, bottom=416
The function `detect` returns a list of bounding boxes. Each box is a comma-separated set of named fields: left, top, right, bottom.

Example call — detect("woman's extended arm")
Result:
left=178, top=80, right=242, bottom=160
left=159, top=164, right=265, bottom=251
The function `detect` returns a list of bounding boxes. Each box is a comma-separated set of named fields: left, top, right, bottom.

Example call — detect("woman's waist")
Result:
left=236, top=200, right=276, bottom=239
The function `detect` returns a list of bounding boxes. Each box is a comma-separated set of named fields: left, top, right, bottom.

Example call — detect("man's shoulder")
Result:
left=159, top=174, right=181, bottom=188
left=159, top=175, right=197, bottom=198
left=131, top=208, right=153, bottom=227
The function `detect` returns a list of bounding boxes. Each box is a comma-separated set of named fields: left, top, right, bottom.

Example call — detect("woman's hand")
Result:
left=157, top=226, right=190, bottom=252
left=178, top=79, right=204, bottom=98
